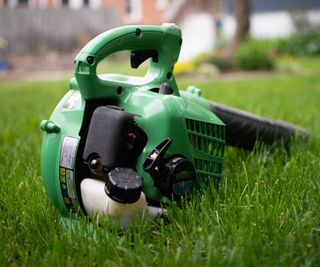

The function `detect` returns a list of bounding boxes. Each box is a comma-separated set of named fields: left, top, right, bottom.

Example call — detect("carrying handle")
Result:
left=74, top=24, right=182, bottom=99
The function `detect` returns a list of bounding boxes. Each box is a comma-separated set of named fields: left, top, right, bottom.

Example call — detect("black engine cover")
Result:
left=83, top=106, right=135, bottom=169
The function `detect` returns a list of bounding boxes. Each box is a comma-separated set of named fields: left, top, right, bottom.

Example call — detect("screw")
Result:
left=136, top=28, right=141, bottom=37
left=87, top=56, right=94, bottom=65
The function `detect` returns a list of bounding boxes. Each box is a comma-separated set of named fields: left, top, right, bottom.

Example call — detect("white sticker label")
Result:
left=60, top=137, right=78, bottom=169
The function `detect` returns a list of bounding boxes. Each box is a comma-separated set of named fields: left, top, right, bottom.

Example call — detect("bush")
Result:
left=275, top=31, right=320, bottom=57
left=206, top=56, right=233, bottom=71
left=235, top=39, right=275, bottom=71
left=173, top=61, right=196, bottom=76
left=194, top=53, right=233, bottom=72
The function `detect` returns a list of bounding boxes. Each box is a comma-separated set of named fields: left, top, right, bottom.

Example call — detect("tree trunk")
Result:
left=225, top=0, right=250, bottom=57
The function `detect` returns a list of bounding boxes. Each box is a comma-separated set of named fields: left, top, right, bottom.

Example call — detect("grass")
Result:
left=0, top=58, right=319, bottom=267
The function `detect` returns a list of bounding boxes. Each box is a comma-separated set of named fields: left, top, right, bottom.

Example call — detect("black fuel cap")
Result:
left=105, top=168, right=143, bottom=204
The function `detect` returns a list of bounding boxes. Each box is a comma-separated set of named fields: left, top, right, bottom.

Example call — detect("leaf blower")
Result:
left=40, top=24, right=308, bottom=226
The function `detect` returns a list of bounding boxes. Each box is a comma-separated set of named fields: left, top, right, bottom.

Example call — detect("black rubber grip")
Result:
left=209, top=101, right=309, bottom=150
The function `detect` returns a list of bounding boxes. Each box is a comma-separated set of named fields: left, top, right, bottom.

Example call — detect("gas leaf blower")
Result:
left=40, top=24, right=308, bottom=226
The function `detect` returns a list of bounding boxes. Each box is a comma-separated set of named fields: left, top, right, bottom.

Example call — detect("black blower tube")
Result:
left=209, top=101, right=309, bottom=150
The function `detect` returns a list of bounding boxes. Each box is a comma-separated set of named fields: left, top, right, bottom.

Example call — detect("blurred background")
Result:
left=0, top=0, right=320, bottom=80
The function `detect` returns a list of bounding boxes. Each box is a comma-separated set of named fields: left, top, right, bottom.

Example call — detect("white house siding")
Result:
left=88, top=0, right=100, bottom=9
left=308, top=10, right=320, bottom=26
left=178, top=12, right=216, bottom=62
left=223, top=9, right=320, bottom=39
left=250, top=11, right=295, bottom=38
left=222, top=14, right=235, bottom=39
left=69, top=0, right=83, bottom=9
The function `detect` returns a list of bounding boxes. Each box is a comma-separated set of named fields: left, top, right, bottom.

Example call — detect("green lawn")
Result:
left=0, top=58, right=319, bottom=266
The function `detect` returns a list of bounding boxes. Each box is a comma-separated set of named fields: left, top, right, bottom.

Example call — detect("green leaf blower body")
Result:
left=40, top=24, right=225, bottom=216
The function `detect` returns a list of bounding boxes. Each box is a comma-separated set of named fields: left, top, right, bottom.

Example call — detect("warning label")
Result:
left=59, top=136, right=80, bottom=213
left=66, top=169, right=76, bottom=199
left=60, top=137, right=78, bottom=169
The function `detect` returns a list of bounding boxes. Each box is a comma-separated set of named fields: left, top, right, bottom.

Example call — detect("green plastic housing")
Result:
left=40, top=25, right=225, bottom=216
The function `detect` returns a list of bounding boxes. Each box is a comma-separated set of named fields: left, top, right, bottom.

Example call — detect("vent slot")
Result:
left=185, top=118, right=225, bottom=184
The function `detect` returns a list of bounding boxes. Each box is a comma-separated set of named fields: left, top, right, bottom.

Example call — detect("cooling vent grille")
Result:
left=185, top=118, right=225, bottom=183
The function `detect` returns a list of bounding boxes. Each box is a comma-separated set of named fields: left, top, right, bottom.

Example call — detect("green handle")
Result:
left=74, top=24, right=182, bottom=99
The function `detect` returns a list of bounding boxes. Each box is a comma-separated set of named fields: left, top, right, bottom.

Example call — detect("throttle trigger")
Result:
left=143, top=138, right=172, bottom=172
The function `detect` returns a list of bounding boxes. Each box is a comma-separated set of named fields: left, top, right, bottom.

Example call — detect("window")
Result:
left=62, top=0, right=68, bottom=7
left=18, top=0, right=28, bottom=7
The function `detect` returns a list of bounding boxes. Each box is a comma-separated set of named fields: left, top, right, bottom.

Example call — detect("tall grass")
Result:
left=0, top=58, right=319, bottom=266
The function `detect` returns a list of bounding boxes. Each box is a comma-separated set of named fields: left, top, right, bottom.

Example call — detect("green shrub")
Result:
left=235, top=39, right=275, bottom=71
left=194, top=53, right=233, bottom=72
left=275, top=31, right=320, bottom=57
left=206, top=56, right=233, bottom=71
